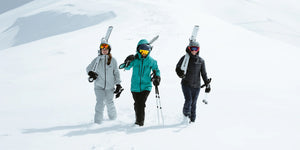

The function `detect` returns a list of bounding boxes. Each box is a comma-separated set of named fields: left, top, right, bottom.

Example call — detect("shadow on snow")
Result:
left=1, top=10, right=116, bottom=50
left=22, top=121, right=189, bottom=136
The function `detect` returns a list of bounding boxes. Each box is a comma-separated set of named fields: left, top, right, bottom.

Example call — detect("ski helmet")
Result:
left=189, top=41, right=200, bottom=47
left=99, top=42, right=111, bottom=55
left=137, top=39, right=152, bottom=57
left=137, top=39, right=152, bottom=51
left=186, top=41, right=200, bottom=55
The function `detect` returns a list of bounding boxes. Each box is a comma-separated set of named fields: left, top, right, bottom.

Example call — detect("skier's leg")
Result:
left=105, top=89, right=117, bottom=120
left=139, top=90, right=150, bottom=125
left=190, top=88, right=200, bottom=122
left=181, top=84, right=192, bottom=118
left=132, top=92, right=141, bottom=124
left=132, top=91, right=149, bottom=126
left=94, top=87, right=105, bottom=124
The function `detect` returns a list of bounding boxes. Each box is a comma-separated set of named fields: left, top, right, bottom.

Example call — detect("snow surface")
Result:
left=0, top=0, right=300, bottom=150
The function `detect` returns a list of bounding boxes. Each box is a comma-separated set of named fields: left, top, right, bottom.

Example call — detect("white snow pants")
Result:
left=94, top=87, right=117, bottom=124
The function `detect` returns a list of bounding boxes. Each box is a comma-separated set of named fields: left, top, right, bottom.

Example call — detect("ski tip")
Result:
left=149, top=35, right=159, bottom=45
left=152, top=35, right=159, bottom=40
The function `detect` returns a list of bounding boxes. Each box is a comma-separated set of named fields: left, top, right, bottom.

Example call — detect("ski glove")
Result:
left=176, top=67, right=185, bottom=78
left=114, top=84, right=122, bottom=93
left=119, top=54, right=135, bottom=69
left=114, top=84, right=123, bottom=98
left=125, top=55, right=135, bottom=63
left=88, top=71, right=98, bottom=82
left=205, top=84, right=211, bottom=93
left=152, top=76, right=161, bottom=86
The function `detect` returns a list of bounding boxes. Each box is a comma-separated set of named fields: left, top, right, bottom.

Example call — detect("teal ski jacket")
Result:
left=124, top=52, right=160, bottom=92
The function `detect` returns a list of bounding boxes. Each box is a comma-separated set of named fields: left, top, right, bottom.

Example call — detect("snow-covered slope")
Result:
left=0, top=0, right=299, bottom=149
left=196, top=0, right=300, bottom=47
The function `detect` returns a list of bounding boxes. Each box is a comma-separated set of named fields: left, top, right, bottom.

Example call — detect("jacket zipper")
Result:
left=104, top=55, right=107, bottom=89
left=140, top=59, right=144, bottom=92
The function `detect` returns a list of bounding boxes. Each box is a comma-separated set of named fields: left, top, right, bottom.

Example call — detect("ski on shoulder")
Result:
left=180, top=25, right=199, bottom=76
left=88, top=26, right=114, bottom=83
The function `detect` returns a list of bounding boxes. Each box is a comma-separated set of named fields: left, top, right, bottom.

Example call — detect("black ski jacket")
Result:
left=176, top=54, right=209, bottom=88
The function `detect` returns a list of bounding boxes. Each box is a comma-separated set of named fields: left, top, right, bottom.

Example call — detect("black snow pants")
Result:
left=132, top=90, right=150, bottom=126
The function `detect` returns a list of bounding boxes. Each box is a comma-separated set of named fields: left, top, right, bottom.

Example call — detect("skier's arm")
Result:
left=200, top=59, right=209, bottom=85
left=123, top=54, right=136, bottom=70
left=113, top=58, right=121, bottom=85
left=152, top=60, right=160, bottom=77
left=176, top=56, right=185, bottom=69
left=151, top=60, right=161, bottom=86
left=175, top=56, right=185, bottom=78
left=124, top=59, right=134, bottom=70
left=119, top=54, right=135, bottom=70
left=86, top=57, right=98, bottom=73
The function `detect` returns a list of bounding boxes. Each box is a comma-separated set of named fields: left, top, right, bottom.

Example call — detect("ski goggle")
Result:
left=100, top=43, right=109, bottom=49
left=139, top=49, right=150, bottom=55
left=188, top=46, right=199, bottom=52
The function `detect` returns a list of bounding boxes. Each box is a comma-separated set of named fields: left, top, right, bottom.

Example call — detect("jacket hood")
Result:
left=137, top=39, right=149, bottom=46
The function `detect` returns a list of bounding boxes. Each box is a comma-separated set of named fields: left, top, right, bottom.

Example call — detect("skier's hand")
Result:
left=88, top=71, right=98, bottom=81
left=125, top=55, right=135, bottom=63
left=119, top=55, right=135, bottom=69
left=205, top=84, right=211, bottom=93
left=114, top=84, right=123, bottom=98
left=119, top=55, right=134, bottom=69
left=152, top=76, right=161, bottom=86
left=114, top=84, right=122, bottom=93
left=176, top=67, right=185, bottom=78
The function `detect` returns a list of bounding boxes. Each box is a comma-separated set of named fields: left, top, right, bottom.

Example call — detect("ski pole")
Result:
left=155, top=85, right=164, bottom=125
left=202, top=92, right=208, bottom=104
left=155, top=86, right=160, bottom=124
left=151, top=70, right=164, bottom=125
left=201, top=78, right=211, bottom=104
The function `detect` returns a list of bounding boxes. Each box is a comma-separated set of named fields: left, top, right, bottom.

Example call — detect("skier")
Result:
left=120, top=39, right=161, bottom=126
left=175, top=41, right=211, bottom=123
left=86, top=42, right=122, bottom=124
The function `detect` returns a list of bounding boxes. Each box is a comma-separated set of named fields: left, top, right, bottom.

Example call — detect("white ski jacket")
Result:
left=86, top=55, right=121, bottom=90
